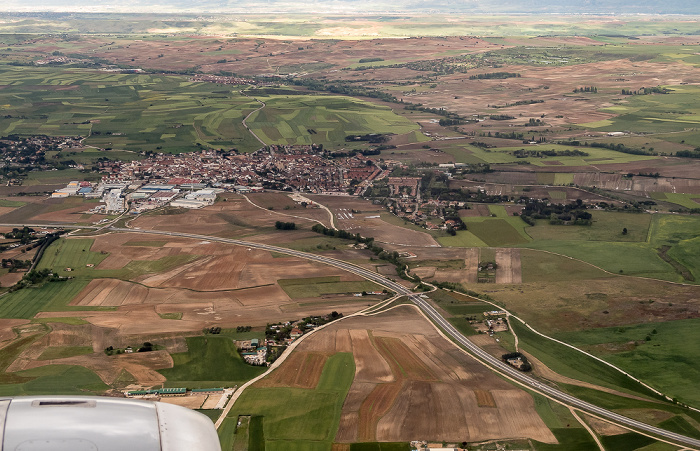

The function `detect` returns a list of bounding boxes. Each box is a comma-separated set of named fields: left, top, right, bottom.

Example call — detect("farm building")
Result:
left=126, top=387, right=187, bottom=397
left=157, top=388, right=187, bottom=396
left=290, top=328, right=303, bottom=339
left=140, top=184, right=176, bottom=192
left=170, top=199, right=209, bottom=209
left=191, top=388, right=224, bottom=395
left=148, top=190, right=179, bottom=203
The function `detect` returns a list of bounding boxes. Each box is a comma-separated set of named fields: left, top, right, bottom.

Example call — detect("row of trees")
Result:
left=621, top=86, right=670, bottom=96
left=469, top=72, right=521, bottom=80
left=573, top=86, right=598, bottom=93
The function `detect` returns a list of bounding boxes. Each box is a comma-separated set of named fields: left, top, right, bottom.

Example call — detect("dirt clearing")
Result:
left=495, top=248, right=522, bottom=284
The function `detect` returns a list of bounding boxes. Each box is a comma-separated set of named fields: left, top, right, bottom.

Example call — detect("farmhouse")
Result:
left=290, top=328, right=303, bottom=339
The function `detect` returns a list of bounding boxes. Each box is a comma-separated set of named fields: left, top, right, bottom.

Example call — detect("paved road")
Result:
left=239, top=91, right=267, bottom=146
left=34, top=225, right=690, bottom=448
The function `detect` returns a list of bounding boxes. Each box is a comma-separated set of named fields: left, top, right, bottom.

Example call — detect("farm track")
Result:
left=239, top=90, right=267, bottom=146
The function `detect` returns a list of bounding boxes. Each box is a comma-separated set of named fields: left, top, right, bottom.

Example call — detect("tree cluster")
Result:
left=492, top=99, right=544, bottom=108
left=345, top=134, right=388, bottom=143
left=3, top=226, right=35, bottom=244
left=573, top=86, right=597, bottom=93
left=469, top=72, right=521, bottom=80
left=512, top=149, right=588, bottom=158
left=676, top=149, right=700, bottom=159
left=621, top=86, right=670, bottom=96
left=274, top=221, right=297, bottom=230
left=501, top=352, right=532, bottom=371
left=519, top=198, right=592, bottom=226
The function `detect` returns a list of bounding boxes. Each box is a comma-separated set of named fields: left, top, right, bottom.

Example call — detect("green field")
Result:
left=0, top=199, right=27, bottom=208
left=159, top=336, right=266, bottom=388
left=582, top=85, right=700, bottom=134
left=599, top=432, right=664, bottom=451
left=0, top=279, right=97, bottom=318
left=38, top=237, right=200, bottom=280
left=511, top=319, right=664, bottom=400
left=0, top=364, right=108, bottom=396
left=526, top=211, right=651, bottom=243
left=31, top=317, right=89, bottom=325
left=350, top=444, right=411, bottom=451
left=0, top=66, right=423, bottom=154
left=439, top=215, right=530, bottom=247
left=247, top=95, right=419, bottom=149
left=523, top=239, right=678, bottom=281
left=439, top=142, right=656, bottom=167
left=278, top=276, right=383, bottom=298
left=24, top=168, right=101, bottom=186
left=554, top=318, right=700, bottom=408
left=0, top=66, right=263, bottom=153
left=37, top=238, right=109, bottom=275
left=520, top=248, right=614, bottom=283
left=0, top=236, right=206, bottom=319
left=647, top=214, right=700, bottom=282
left=222, top=352, right=355, bottom=451
left=38, top=346, right=94, bottom=360
left=0, top=196, right=97, bottom=223
left=650, top=192, right=700, bottom=209
left=531, top=394, right=599, bottom=451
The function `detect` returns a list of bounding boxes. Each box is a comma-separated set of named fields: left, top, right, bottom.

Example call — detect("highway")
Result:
left=51, top=226, right=696, bottom=448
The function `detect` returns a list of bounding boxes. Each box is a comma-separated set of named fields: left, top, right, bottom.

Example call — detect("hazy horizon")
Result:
left=1, top=0, right=699, bottom=15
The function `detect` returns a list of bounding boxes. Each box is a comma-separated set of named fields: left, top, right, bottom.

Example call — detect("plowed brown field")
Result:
left=357, top=381, right=405, bottom=442
left=256, top=351, right=328, bottom=389
left=326, top=306, right=556, bottom=444
left=349, top=329, right=393, bottom=383
left=374, top=336, right=437, bottom=381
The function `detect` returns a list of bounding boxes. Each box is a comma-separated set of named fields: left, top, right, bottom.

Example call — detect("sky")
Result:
left=0, top=0, right=699, bottom=14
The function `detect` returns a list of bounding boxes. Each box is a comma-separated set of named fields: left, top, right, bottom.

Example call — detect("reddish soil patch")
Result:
left=357, top=381, right=405, bottom=442
left=374, top=336, right=437, bottom=381
left=0, top=272, right=24, bottom=288
left=257, top=351, right=328, bottom=389
left=474, top=389, right=497, bottom=407
left=0, top=319, right=27, bottom=344
left=349, top=329, right=393, bottom=383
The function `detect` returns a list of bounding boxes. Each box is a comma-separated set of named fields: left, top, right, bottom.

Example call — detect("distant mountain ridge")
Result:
left=2, top=0, right=699, bottom=14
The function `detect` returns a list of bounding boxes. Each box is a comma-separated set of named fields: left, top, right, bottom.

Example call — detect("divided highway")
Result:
left=93, top=227, right=697, bottom=448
